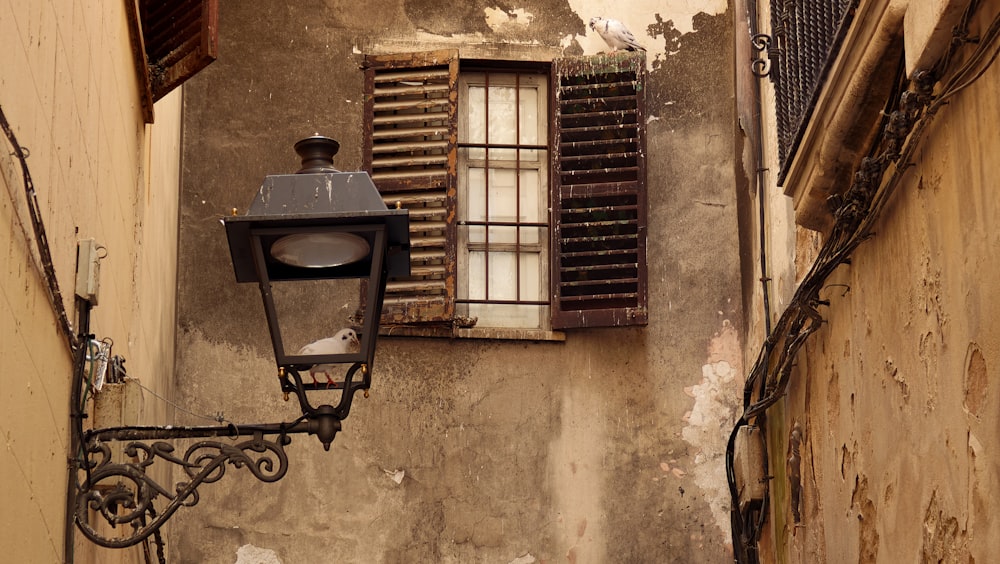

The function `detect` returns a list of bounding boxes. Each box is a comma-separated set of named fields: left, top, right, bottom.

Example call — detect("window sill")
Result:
left=379, top=325, right=565, bottom=341
left=782, top=0, right=905, bottom=232
left=454, top=327, right=566, bottom=341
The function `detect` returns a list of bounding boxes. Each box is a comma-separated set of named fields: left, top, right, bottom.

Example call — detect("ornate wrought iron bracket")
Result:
left=74, top=364, right=369, bottom=548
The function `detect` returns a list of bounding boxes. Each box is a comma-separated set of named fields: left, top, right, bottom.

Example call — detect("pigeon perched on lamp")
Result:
left=590, top=17, right=646, bottom=52
left=298, top=328, right=361, bottom=386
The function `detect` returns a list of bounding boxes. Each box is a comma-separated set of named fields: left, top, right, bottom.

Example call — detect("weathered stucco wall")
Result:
left=1, top=1, right=183, bottom=562
left=742, top=0, right=1000, bottom=562
left=174, top=1, right=740, bottom=562
left=777, top=44, right=1000, bottom=562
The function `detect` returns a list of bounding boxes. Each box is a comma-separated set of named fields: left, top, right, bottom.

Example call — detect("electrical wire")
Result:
left=66, top=299, right=93, bottom=564
left=129, top=377, right=232, bottom=426
left=0, top=103, right=77, bottom=350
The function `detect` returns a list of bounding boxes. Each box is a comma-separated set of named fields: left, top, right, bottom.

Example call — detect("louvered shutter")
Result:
left=550, top=52, right=648, bottom=329
left=141, top=0, right=219, bottom=102
left=363, top=50, right=459, bottom=325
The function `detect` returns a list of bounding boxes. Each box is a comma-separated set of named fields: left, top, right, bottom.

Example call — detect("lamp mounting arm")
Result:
left=75, top=413, right=345, bottom=548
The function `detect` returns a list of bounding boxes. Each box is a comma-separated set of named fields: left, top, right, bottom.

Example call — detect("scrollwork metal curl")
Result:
left=751, top=33, right=774, bottom=78
left=182, top=432, right=290, bottom=485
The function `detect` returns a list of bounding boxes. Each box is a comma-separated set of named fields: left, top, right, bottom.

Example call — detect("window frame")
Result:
left=456, top=69, right=552, bottom=331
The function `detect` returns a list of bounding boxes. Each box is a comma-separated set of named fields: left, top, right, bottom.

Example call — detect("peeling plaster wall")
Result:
left=776, top=54, right=1000, bottom=561
left=173, top=1, right=740, bottom=562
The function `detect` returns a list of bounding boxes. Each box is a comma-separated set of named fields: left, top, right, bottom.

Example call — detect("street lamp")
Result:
left=73, top=136, right=408, bottom=548
left=224, top=134, right=410, bottom=448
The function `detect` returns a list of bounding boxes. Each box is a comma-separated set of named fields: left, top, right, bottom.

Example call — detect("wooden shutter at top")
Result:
left=141, top=0, right=219, bottom=102
left=363, top=50, right=459, bottom=326
left=550, top=52, right=648, bottom=329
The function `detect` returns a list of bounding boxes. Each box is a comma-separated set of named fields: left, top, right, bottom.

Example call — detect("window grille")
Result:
left=457, top=71, right=550, bottom=330
left=771, top=0, right=857, bottom=181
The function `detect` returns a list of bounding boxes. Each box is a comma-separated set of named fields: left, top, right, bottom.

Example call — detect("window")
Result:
left=127, top=0, right=219, bottom=122
left=458, top=71, right=549, bottom=329
left=768, top=0, right=855, bottom=181
left=363, top=50, right=647, bottom=336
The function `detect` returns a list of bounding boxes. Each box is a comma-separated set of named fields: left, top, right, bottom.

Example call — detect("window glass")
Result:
left=458, top=72, right=549, bottom=330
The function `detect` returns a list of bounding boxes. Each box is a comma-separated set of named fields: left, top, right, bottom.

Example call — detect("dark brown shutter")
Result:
left=550, top=52, right=648, bottom=329
left=141, top=0, right=219, bottom=102
left=362, top=50, right=459, bottom=325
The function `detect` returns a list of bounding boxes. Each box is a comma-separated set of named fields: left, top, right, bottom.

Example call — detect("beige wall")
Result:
left=1, top=1, right=182, bottom=562
left=745, top=0, right=1000, bottom=561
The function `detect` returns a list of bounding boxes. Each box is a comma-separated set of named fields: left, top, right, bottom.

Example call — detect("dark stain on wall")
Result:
left=646, top=11, right=734, bottom=123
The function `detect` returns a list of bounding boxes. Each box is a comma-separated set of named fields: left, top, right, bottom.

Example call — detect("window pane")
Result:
left=467, top=168, right=541, bottom=221
left=468, top=83, right=541, bottom=161
left=488, top=86, right=518, bottom=148
left=467, top=251, right=543, bottom=302
left=469, top=303, right=540, bottom=328
left=473, top=251, right=516, bottom=300
left=517, top=251, right=541, bottom=301
left=468, top=86, right=486, bottom=159
left=519, top=86, right=539, bottom=160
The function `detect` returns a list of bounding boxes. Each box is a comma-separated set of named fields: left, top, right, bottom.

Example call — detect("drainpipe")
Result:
left=65, top=301, right=93, bottom=564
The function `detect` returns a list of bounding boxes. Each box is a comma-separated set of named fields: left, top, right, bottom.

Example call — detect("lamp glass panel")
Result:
left=270, top=232, right=371, bottom=268
left=268, top=277, right=366, bottom=377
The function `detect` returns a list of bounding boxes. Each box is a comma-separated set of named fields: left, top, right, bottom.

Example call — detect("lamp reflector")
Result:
left=270, top=232, right=370, bottom=268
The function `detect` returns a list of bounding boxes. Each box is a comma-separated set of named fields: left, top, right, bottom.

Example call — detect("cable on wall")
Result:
left=0, top=104, right=77, bottom=350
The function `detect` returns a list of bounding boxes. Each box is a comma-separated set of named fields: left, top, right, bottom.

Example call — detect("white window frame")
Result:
left=456, top=71, right=550, bottom=331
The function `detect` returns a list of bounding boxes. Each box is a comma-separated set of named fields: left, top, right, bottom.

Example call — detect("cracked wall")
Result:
left=172, top=1, right=740, bottom=562
left=750, top=3, right=1000, bottom=561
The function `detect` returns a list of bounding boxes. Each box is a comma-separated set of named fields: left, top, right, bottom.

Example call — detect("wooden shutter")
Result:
left=363, top=50, right=459, bottom=325
left=141, top=0, right=219, bottom=102
left=550, top=52, right=648, bottom=329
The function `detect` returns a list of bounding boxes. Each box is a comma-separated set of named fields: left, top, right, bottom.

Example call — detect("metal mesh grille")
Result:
left=771, top=0, right=856, bottom=180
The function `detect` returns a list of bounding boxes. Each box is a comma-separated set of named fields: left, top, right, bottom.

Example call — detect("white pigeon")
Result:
left=297, top=328, right=360, bottom=386
left=589, top=17, right=646, bottom=52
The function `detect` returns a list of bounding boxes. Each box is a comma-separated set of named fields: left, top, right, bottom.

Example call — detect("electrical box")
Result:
left=734, top=425, right=766, bottom=512
left=76, top=238, right=101, bottom=305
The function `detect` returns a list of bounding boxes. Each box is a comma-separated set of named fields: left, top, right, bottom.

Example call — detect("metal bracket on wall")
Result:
left=751, top=33, right=776, bottom=78
left=74, top=364, right=369, bottom=549
left=76, top=426, right=293, bottom=548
